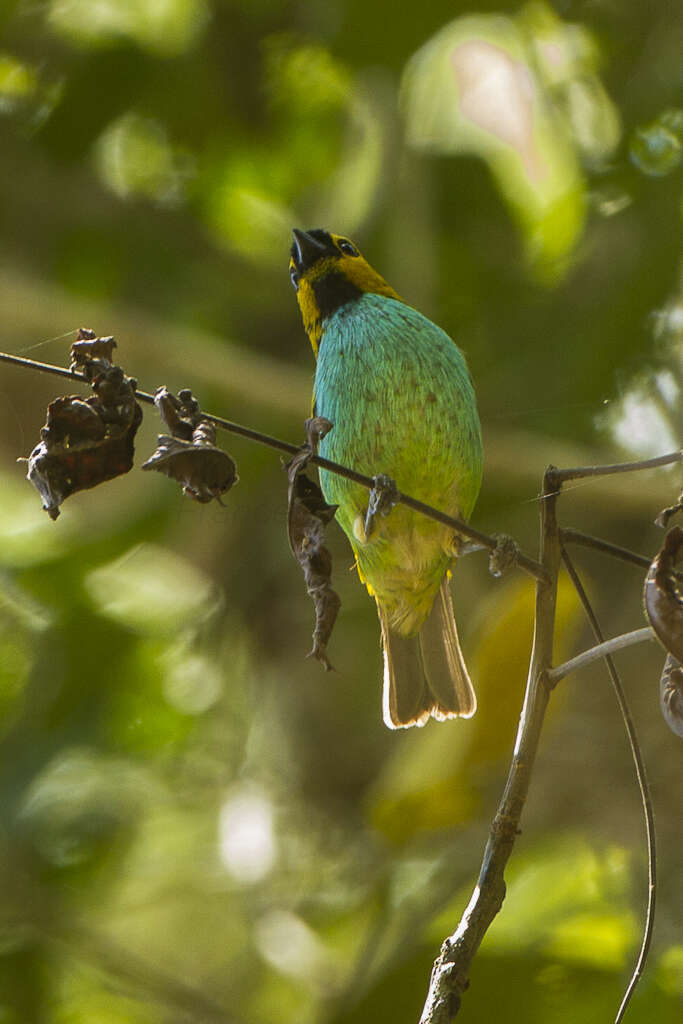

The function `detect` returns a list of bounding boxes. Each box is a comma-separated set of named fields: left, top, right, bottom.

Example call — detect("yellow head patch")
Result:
left=290, top=230, right=400, bottom=357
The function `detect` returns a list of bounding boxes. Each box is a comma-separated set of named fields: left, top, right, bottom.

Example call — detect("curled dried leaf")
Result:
left=286, top=418, right=340, bottom=670
left=142, top=436, right=237, bottom=503
left=643, top=526, right=683, bottom=662
left=70, top=327, right=118, bottom=371
left=654, top=486, right=683, bottom=530
left=23, top=361, right=141, bottom=519
left=142, top=387, right=238, bottom=504
left=644, top=526, right=683, bottom=737
left=153, top=386, right=200, bottom=441
left=655, top=489, right=683, bottom=529
left=659, top=654, right=683, bottom=738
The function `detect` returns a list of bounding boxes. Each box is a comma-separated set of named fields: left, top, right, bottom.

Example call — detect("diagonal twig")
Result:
left=560, top=546, right=656, bottom=1024
left=560, top=528, right=654, bottom=572
left=561, top=528, right=683, bottom=586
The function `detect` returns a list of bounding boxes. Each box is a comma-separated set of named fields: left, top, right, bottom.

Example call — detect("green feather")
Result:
left=315, top=293, right=482, bottom=621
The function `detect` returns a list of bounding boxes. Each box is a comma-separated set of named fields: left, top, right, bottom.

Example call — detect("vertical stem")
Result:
left=419, top=468, right=562, bottom=1023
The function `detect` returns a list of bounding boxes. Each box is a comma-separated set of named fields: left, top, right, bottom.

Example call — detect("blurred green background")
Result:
left=0, top=1, right=682, bottom=1021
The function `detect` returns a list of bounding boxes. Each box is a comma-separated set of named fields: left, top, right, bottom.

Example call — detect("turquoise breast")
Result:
left=314, top=292, right=482, bottom=534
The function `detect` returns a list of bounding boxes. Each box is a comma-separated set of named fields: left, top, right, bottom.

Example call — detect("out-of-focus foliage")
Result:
left=0, top=1, right=681, bottom=1022
left=401, top=3, right=619, bottom=278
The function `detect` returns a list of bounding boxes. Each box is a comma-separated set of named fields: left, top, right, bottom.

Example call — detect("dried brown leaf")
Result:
left=654, top=488, right=683, bottom=529
left=70, top=328, right=118, bottom=371
left=142, top=387, right=238, bottom=504
left=643, top=526, right=683, bottom=661
left=286, top=418, right=340, bottom=670
left=153, top=386, right=199, bottom=441
left=644, top=526, right=683, bottom=737
left=659, top=654, right=683, bottom=738
left=142, top=436, right=237, bottom=503
left=23, top=362, right=142, bottom=520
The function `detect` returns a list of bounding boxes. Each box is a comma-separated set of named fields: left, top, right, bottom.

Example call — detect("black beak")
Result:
left=292, top=228, right=328, bottom=270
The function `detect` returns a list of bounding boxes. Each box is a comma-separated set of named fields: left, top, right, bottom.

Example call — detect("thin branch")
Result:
left=560, top=546, right=656, bottom=1024
left=547, top=627, right=655, bottom=684
left=555, top=451, right=681, bottom=484
left=561, top=528, right=683, bottom=586
left=560, top=528, right=654, bottom=572
left=0, top=350, right=94, bottom=383
left=0, top=349, right=549, bottom=582
left=0, top=350, right=303, bottom=457
left=419, top=466, right=562, bottom=1023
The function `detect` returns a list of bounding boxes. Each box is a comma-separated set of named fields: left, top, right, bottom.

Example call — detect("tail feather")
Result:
left=419, top=580, right=476, bottom=720
left=380, top=579, right=476, bottom=729
left=380, top=617, right=431, bottom=728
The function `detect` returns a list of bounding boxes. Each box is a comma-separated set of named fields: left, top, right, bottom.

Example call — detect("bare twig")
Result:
left=560, top=547, right=656, bottom=1024
left=0, top=349, right=549, bottom=582
left=560, top=528, right=654, bottom=572
left=547, top=627, right=656, bottom=684
left=561, top=528, right=683, bottom=586
left=555, top=451, right=681, bottom=484
left=419, top=466, right=562, bottom=1023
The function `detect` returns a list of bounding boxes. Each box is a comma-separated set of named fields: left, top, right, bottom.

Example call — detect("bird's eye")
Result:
left=290, top=266, right=299, bottom=290
left=337, top=238, right=358, bottom=257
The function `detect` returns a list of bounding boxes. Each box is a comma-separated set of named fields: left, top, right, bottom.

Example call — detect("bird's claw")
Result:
left=304, top=416, right=333, bottom=451
left=488, top=533, right=520, bottom=578
left=364, top=473, right=399, bottom=538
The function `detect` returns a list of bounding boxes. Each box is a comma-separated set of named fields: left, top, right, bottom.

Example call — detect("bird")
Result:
left=290, top=228, right=483, bottom=729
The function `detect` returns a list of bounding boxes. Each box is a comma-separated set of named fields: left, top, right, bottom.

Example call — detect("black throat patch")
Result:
left=312, top=269, right=363, bottom=322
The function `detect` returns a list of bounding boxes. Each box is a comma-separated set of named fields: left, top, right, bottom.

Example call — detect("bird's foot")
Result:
left=489, top=533, right=520, bottom=577
left=303, top=415, right=333, bottom=452
left=364, top=473, right=399, bottom=538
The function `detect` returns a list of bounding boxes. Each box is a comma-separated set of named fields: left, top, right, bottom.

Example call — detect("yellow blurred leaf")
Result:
left=467, top=573, right=582, bottom=769
left=0, top=54, right=36, bottom=98
left=547, top=910, right=637, bottom=969
left=657, top=945, right=683, bottom=998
